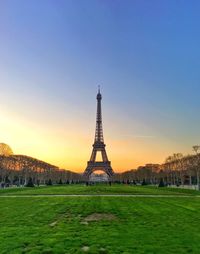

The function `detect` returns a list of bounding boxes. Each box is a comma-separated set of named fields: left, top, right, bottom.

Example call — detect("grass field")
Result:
left=0, top=185, right=200, bottom=254
left=0, top=184, right=199, bottom=196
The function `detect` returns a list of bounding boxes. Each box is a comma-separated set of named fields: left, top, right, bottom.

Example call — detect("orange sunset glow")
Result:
left=0, top=102, right=192, bottom=173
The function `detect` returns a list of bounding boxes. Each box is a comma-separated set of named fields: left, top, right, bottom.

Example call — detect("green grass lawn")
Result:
left=1, top=185, right=200, bottom=253
left=0, top=184, right=199, bottom=196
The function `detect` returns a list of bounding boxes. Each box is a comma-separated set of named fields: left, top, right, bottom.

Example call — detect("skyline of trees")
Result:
left=0, top=154, right=80, bottom=186
left=119, top=151, right=200, bottom=189
left=1, top=143, right=200, bottom=188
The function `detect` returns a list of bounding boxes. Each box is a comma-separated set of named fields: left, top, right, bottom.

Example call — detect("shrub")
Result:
left=46, top=179, right=52, bottom=186
left=26, top=178, right=34, bottom=187
left=142, top=179, right=147, bottom=186
left=158, top=178, right=165, bottom=187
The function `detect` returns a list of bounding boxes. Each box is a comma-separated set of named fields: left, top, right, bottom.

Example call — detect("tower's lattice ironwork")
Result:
left=83, top=88, right=114, bottom=179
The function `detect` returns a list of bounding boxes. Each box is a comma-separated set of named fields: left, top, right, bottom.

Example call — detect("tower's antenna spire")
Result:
left=98, top=85, right=100, bottom=93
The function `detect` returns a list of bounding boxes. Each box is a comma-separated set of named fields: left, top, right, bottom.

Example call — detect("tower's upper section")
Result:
left=96, top=87, right=102, bottom=100
left=94, top=87, right=104, bottom=143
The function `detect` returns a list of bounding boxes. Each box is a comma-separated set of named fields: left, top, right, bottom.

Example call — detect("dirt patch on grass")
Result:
left=83, top=213, right=117, bottom=222
left=81, top=246, right=90, bottom=252
left=49, top=221, right=57, bottom=227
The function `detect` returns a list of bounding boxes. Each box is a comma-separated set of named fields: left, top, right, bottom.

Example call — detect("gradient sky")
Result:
left=1, top=0, right=200, bottom=172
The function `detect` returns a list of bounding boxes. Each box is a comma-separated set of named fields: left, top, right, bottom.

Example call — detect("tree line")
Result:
left=0, top=155, right=81, bottom=187
left=1, top=150, right=200, bottom=188
left=115, top=152, right=200, bottom=188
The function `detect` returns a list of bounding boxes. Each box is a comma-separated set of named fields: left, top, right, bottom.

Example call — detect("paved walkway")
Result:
left=0, top=194, right=199, bottom=198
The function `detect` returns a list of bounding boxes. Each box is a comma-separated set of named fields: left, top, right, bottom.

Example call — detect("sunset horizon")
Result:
left=0, top=86, right=197, bottom=173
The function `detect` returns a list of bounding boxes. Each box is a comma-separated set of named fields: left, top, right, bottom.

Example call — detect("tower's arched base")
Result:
left=83, top=161, right=114, bottom=181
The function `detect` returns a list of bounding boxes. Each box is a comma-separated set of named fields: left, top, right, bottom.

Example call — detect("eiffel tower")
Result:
left=83, top=88, right=114, bottom=179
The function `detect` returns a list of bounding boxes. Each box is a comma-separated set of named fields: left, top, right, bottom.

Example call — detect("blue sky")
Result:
left=0, top=0, right=200, bottom=171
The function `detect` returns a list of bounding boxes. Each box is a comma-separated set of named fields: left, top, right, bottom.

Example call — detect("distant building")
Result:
left=89, top=173, right=109, bottom=182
